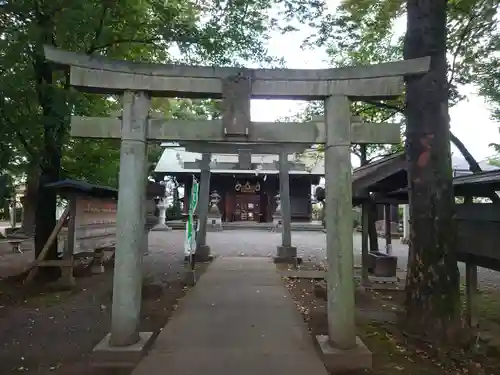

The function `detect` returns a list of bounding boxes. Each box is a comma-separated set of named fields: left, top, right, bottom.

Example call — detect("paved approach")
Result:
left=132, top=257, right=328, bottom=375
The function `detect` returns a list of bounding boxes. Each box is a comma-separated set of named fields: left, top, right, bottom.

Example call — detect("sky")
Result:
left=250, top=4, right=500, bottom=166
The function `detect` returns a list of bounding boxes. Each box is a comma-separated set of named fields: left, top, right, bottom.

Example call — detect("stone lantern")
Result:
left=207, top=190, right=223, bottom=232
left=152, top=180, right=172, bottom=232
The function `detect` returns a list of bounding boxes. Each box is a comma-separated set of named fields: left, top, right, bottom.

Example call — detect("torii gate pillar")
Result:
left=195, top=153, right=213, bottom=262
left=274, top=151, right=298, bottom=264
left=93, top=91, right=154, bottom=362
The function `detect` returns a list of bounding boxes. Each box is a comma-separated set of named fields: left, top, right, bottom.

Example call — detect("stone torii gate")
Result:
left=180, top=141, right=310, bottom=263
left=44, top=45, right=429, bottom=372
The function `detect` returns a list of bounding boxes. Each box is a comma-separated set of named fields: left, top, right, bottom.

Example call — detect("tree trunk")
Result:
left=402, top=0, right=461, bottom=341
left=21, top=162, right=39, bottom=236
left=33, top=20, right=66, bottom=280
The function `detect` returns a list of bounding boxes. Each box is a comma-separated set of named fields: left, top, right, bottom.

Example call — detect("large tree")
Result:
left=403, top=0, right=461, bottom=340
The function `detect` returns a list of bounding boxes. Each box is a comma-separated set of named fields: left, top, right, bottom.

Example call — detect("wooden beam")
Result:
left=71, top=116, right=401, bottom=145
left=24, top=206, right=71, bottom=285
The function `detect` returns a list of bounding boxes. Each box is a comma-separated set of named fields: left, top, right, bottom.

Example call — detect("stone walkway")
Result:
left=132, top=257, right=328, bottom=375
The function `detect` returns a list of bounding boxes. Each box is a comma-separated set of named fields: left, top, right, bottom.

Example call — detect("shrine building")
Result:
left=154, top=144, right=324, bottom=223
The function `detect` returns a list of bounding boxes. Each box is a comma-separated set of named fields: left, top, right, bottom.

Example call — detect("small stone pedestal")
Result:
left=91, top=332, right=154, bottom=368
left=151, top=198, right=172, bottom=232
left=273, top=245, right=301, bottom=264
left=315, top=335, right=372, bottom=373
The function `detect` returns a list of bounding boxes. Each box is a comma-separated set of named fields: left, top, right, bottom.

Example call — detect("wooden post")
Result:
left=465, top=259, right=478, bottom=329
left=59, top=196, right=77, bottom=287
left=463, top=195, right=478, bottom=329
left=360, top=145, right=370, bottom=285
left=324, top=95, right=356, bottom=350
left=384, top=204, right=392, bottom=255
left=402, top=204, right=410, bottom=243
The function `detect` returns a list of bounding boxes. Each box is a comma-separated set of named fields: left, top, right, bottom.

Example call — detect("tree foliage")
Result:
left=296, top=0, right=500, bottom=166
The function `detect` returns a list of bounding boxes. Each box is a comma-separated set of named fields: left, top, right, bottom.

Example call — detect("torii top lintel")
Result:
left=43, top=46, right=430, bottom=100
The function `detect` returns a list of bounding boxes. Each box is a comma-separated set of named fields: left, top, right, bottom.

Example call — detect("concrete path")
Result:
left=132, top=257, right=328, bottom=375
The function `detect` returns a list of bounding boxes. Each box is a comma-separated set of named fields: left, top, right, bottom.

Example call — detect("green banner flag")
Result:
left=184, top=176, right=199, bottom=257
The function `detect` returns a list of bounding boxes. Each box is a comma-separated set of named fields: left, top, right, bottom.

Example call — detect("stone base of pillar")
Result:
left=91, top=332, right=154, bottom=368
left=315, top=335, right=372, bottom=373
left=273, top=245, right=301, bottom=264
left=151, top=223, right=172, bottom=232
left=195, top=244, right=214, bottom=263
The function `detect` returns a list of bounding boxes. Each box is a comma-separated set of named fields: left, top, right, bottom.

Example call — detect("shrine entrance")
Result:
left=43, top=45, right=429, bottom=373
left=234, top=193, right=260, bottom=221
left=233, top=179, right=262, bottom=222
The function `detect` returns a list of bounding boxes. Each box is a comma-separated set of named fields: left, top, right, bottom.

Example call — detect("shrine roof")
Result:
left=363, top=159, right=500, bottom=203
left=45, top=179, right=118, bottom=198
left=154, top=146, right=325, bottom=176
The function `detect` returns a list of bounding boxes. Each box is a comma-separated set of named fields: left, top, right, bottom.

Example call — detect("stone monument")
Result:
left=207, top=190, right=223, bottom=232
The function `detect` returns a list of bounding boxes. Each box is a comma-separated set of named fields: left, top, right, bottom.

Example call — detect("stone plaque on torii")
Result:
left=43, top=45, right=429, bottom=373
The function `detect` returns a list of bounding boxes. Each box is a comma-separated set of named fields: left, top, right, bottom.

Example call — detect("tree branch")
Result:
left=363, top=100, right=404, bottom=114
left=362, top=99, right=499, bottom=201
left=448, top=12, right=478, bottom=87
left=86, top=5, right=110, bottom=54
left=0, top=101, right=38, bottom=161
left=87, top=38, right=162, bottom=54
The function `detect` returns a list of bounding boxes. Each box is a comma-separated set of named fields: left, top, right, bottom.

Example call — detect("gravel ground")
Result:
left=204, top=229, right=500, bottom=288
left=0, top=231, right=188, bottom=375
left=0, top=229, right=499, bottom=374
